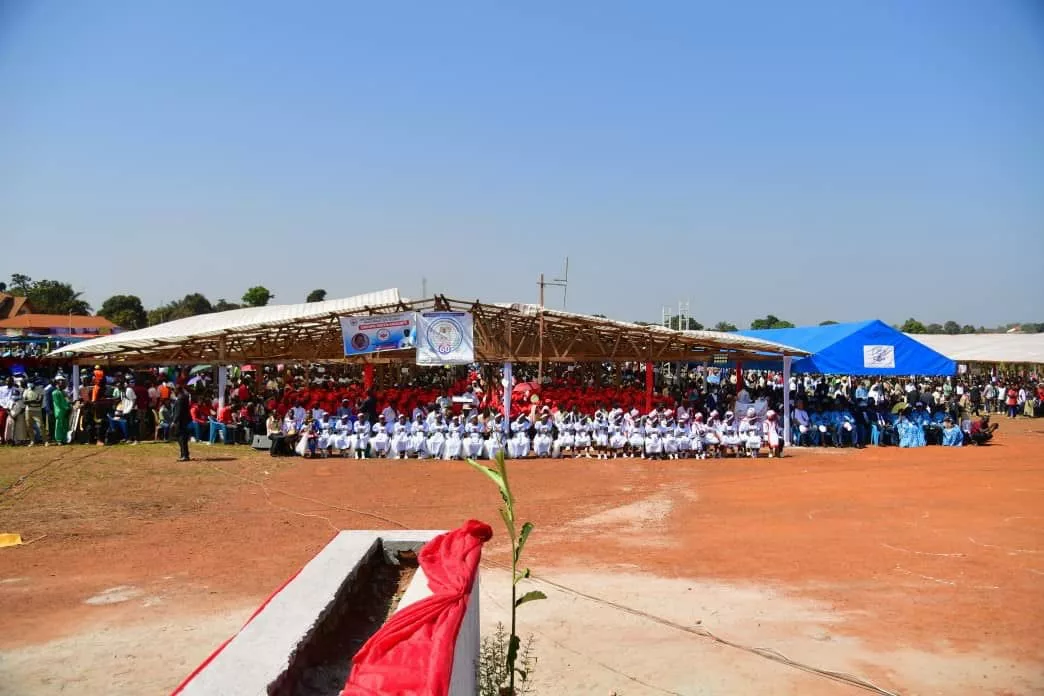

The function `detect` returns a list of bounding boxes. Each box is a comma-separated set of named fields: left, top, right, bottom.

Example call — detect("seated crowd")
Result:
left=0, top=363, right=1038, bottom=456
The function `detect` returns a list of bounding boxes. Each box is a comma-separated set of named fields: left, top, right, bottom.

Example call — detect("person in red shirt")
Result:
left=1005, top=385, right=1019, bottom=419
left=208, top=401, right=234, bottom=444
left=190, top=398, right=211, bottom=441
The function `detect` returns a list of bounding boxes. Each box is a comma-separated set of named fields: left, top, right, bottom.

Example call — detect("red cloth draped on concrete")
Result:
left=341, top=519, right=492, bottom=696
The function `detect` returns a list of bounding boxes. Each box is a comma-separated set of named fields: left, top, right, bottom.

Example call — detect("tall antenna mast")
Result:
left=537, top=257, right=570, bottom=382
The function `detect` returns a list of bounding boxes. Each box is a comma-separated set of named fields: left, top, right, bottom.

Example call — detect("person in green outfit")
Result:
left=52, top=375, right=71, bottom=445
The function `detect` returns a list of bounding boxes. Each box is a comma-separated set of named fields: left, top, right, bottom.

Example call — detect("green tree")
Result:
left=819, top=320, right=838, bottom=326
left=306, top=289, right=327, bottom=303
left=8, top=274, right=33, bottom=295
left=27, top=280, right=91, bottom=315
left=242, top=286, right=274, bottom=307
left=943, top=320, right=961, bottom=335
left=713, top=321, right=738, bottom=332
left=750, top=314, right=795, bottom=330
left=213, top=298, right=242, bottom=312
left=925, top=323, right=943, bottom=333
left=901, top=318, right=927, bottom=334
left=148, top=293, right=213, bottom=325
left=960, top=324, right=977, bottom=334
left=98, top=294, right=147, bottom=330
left=668, top=316, right=704, bottom=331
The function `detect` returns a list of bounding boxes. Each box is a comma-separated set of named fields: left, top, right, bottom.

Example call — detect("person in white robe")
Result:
left=371, top=415, right=391, bottom=457
left=593, top=411, right=610, bottom=459
left=608, top=413, right=627, bottom=457
left=674, top=415, right=691, bottom=457
left=316, top=414, right=335, bottom=457
left=485, top=415, right=506, bottom=459
left=720, top=411, right=742, bottom=455
left=661, top=413, right=678, bottom=459
left=334, top=415, right=354, bottom=455
left=762, top=410, right=783, bottom=457
left=509, top=415, right=531, bottom=458
left=463, top=415, right=485, bottom=459
left=427, top=415, right=447, bottom=459
left=644, top=417, right=663, bottom=459
left=703, top=410, right=722, bottom=457
left=552, top=414, right=575, bottom=458
left=353, top=414, right=371, bottom=458
left=390, top=415, right=410, bottom=459
left=574, top=417, right=592, bottom=457
left=739, top=407, right=762, bottom=458
left=532, top=413, right=554, bottom=457
left=408, top=415, right=428, bottom=458
left=443, top=416, right=464, bottom=460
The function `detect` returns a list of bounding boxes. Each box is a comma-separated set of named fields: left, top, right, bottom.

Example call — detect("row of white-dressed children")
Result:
left=291, top=407, right=784, bottom=459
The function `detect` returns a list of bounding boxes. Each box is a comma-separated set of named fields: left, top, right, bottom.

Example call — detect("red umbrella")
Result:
left=512, top=381, right=540, bottom=397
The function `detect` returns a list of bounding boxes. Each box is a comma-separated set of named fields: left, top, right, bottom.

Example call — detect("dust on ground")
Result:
left=1, top=421, right=1043, bottom=695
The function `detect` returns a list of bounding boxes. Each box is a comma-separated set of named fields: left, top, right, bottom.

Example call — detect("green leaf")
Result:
left=499, top=507, right=516, bottom=541
left=515, top=590, right=547, bottom=608
left=495, top=451, right=514, bottom=508
left=466, top=459, right=507, bottom=496
left=513, top=567, right=531, bottom=584
left=514, top=521, right=534, bottom=563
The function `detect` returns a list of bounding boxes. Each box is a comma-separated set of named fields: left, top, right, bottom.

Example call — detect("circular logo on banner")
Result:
left=426, top=317, right=464, bottom=356
left=351, top=333, right=370, bottom=351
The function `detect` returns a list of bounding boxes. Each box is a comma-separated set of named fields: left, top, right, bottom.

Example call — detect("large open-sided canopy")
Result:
left=49, top=289, right=807, bottom=366
left=738, top=320, right=956, bottom=376
left=904, top=333, right=1044, bottom=365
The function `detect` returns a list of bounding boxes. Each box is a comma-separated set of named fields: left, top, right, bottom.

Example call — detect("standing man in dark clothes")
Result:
left=361, top=388, right=379, bottom=423
left=172, top=385, right=192, bottom=461
left=969, top=384, right=982, bottom=416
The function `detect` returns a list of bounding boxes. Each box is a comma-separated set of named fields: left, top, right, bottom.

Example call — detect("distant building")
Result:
left=0, top=314, right=119, bottom=338
left=0, top=292, right=33, bottom=320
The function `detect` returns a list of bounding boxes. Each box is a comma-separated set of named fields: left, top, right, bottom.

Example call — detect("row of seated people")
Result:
left=274, top=406, right=786, bottom=459
left=790, top=399, right=997, bottom=448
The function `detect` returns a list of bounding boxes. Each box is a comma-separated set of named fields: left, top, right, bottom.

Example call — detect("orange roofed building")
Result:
left=0, top=313, right=119, bottom=338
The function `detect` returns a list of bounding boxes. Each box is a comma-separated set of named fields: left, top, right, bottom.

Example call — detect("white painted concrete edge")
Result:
left=177, top=530, right=443, bottom=696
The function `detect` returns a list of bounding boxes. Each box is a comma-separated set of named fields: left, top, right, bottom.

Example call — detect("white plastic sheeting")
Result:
left=906, top=333, right=1044, bottom=364
left=49, top=289, right=403, bottom=358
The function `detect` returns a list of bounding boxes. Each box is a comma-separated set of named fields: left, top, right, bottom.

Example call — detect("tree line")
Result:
left=3, top=275, right=1040, bottom=334
left=0, top=274, right=329, bottom=330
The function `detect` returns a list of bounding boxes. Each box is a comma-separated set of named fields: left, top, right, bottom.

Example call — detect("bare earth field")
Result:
left=1, top=421, right=1043, bottom=695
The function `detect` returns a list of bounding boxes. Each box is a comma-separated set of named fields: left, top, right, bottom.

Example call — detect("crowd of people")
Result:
left=0, top=362, right=1039, bottom=459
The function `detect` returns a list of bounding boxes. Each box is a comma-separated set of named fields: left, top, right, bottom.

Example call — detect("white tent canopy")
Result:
left=906, top=333, right=1044, bottom=365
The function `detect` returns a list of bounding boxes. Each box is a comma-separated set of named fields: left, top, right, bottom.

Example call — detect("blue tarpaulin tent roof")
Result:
left=737, top=320, right=956, bottom=376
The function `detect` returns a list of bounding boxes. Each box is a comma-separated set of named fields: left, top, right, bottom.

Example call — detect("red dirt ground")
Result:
left=2, top=420, right=1043, bottom=693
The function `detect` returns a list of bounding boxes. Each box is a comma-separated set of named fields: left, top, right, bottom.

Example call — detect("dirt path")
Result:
left=1, top=422, right=1042, bottom=694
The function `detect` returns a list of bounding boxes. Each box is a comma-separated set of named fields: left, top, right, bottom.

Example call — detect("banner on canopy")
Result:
left=416, top=311, right=474, bottom=366
left=340, top=312, right=416, bottom=356
left=862, top=344, right=896, bottom=369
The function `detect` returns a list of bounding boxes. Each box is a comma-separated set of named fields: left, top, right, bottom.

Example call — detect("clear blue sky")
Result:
left=2, top=0, right=1042, bottom=328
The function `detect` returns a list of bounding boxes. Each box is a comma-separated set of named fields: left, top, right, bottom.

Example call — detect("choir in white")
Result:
left=286, top=404, right=783, bottom=460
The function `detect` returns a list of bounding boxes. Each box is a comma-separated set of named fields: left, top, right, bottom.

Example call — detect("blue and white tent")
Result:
left=737, top=320, right=956, bottom=376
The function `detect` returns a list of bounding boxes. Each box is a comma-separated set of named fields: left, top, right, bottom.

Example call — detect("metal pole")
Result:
left=502, top=362, right=512, bottom=436
left=782, top=355, right=792, bottom=447
left=538, top=273, right=544, bottom=384
left=645, top=361, right=654, bottom=413
left=217, top=366, right=228, bottom=409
